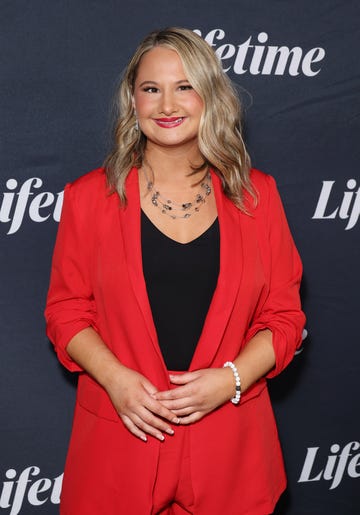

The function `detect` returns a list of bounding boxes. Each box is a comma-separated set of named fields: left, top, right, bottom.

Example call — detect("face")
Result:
left=132, top=46, right=204, bottom=153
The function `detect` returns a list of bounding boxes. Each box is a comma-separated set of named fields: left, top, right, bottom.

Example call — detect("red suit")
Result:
left=45, top=167, right=305, bottom=515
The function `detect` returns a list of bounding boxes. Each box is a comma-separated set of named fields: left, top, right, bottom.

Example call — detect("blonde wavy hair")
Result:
left=104, top=27, right=255, bottom=210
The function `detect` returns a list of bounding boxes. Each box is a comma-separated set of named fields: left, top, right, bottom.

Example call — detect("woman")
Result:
left=45, top=27, right=305, bottom=515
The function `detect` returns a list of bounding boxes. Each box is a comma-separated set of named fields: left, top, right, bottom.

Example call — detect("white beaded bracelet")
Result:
left=223, top=361, right=241, bottom=405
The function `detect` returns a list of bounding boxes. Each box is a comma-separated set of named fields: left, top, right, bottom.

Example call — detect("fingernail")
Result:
left=141, top=435, right=147, bottom=442
left=166, top=428, right=175, bottom=435
left=173, top=417, right=181, bottom=425
left=158, top=435, right=165, bottom=441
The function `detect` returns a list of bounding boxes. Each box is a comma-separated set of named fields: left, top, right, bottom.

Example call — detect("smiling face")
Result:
left=133, top=46, right=204, bottom=155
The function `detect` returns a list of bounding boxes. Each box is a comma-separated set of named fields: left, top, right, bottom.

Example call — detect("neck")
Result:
left=144, top=142, right=204, bottom=183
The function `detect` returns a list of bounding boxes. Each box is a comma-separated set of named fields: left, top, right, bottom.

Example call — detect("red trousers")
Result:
left=152, top=424, right=194, bottom=514
left=152, top=371, right=194, bottom=514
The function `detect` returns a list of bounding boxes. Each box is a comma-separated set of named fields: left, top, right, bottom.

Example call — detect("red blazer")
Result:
left=45, top=167, right=305, bottom=515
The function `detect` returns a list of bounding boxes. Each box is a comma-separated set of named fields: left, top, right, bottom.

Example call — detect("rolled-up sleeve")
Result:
left=245, top=174, right=306, bottom=378
left=45, top=182, right=97, bottom=372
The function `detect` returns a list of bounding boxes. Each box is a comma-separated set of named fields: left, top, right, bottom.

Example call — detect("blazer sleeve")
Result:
left=45, top=181, right=97, bottom=372
left=245, top=173, right=306, bottom=378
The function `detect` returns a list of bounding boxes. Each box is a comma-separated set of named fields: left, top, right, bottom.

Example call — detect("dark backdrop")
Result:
left=1, top=1, right=359, bottom=513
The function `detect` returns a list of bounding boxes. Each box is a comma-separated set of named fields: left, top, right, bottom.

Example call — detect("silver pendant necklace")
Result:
left=142, top=161, right=212, bottom=220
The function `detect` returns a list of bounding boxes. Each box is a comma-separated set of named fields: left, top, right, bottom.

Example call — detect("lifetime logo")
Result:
left=0, top=466, right=62, bottom=515
left=194, top=29, right=325, bottom=77
left=312, top=179, right=360, bottom=230
left=0, top=178, right=63, bottom=235
left=298, top=441, right=360, bottom=490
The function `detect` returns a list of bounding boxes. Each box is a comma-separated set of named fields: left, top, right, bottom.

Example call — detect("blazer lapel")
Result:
left=190, top=171, right=244, bottom=370
left=118, top=168, right=165, bottom=363
left=118, top=168, right=246, bottom=372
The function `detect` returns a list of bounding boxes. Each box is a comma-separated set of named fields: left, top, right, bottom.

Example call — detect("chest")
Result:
left=91, top=194, right=268, bottom=327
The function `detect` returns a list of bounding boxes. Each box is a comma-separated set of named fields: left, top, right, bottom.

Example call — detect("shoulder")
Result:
left=67, top=167, right=107, bottom=195
left=248, top=168, right=280, bottom=214
left=249, top=168, right=276, bottom=192
left=60, top=168, right=118, bottom=227
left=64, top=167, right=115, bottom=208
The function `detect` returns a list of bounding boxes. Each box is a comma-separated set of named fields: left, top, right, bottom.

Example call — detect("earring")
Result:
left=133, top=109, right=139, bottom=131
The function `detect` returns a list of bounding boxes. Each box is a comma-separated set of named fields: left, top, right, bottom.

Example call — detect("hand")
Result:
left=153, top=368, right=235, bottom=425
left=105, top=366, right=180, bottom=442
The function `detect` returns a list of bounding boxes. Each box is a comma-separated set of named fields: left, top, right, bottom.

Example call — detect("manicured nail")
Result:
left=166, top=428, right=175, bottom=435
left=158, top=434, right=165, bottom=441
left=141, top=435, right=147, bottom=442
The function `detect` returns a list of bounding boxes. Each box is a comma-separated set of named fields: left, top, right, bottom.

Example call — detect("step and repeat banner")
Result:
left=1, top=1, right=359, bottom=513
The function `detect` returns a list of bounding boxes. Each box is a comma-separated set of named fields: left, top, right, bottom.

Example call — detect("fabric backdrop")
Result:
left=0, top=1, right=359, bottom=513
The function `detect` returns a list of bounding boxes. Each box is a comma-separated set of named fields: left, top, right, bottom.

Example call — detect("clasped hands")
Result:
left=109, top=367, right=235, bottom=443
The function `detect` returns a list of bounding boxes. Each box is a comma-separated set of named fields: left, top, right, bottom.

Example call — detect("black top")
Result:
left=141, top=211, right=220, bottom=370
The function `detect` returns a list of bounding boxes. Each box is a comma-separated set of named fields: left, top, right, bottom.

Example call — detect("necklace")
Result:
left=142, top=161, right=212, bottom=219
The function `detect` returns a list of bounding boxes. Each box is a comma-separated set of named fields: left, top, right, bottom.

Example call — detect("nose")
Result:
left=159, top=90, right=178, bottom=116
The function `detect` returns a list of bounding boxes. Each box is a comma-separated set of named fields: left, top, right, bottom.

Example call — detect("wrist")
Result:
left=100, top=360, right=128, bottom=391
left=223, top=361, right=241, bottom=404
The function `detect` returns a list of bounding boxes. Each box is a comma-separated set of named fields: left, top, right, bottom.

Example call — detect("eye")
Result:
left=142, top=86, right=159, bottom=93
left=178, top=84, right=193, bottom=91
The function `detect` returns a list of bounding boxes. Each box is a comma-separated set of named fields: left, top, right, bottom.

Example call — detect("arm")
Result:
left=66, top=328, right=179, bottom=441
left=154, top=175, right=305, bottom=422
left=45, top=179, right=179, bottom=441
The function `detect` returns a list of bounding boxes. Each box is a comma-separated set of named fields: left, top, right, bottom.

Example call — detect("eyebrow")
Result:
left=137, top=79, right=190, bottom=87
